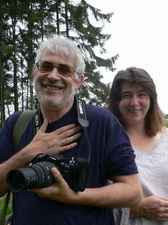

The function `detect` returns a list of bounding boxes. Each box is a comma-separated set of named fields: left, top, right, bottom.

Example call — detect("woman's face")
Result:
left=119, top=83, right=151, bottom=126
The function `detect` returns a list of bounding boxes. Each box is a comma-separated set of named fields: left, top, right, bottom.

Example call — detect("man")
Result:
left=0, top=36, right=142, bottom=225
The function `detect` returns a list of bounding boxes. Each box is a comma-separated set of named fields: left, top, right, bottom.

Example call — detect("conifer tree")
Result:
left=0, top=0, right=118, bottom=122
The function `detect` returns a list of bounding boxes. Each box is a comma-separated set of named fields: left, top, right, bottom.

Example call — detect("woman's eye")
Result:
left=121, top=94, right=130, bottom=99
left=139, top=93, right=147, bottom=98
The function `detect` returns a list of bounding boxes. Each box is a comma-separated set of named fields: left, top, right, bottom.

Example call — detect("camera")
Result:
left=7, top=153, right=88, bottom=192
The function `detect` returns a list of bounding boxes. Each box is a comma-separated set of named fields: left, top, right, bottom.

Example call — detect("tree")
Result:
left=51, top=0, right=118, bottom=103
left=0, top=0, right=118, bottom=126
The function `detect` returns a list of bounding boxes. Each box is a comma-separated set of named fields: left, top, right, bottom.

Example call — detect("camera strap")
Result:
left=76, top=98, right=89, bottom=128
left=76, top=98, right=91, bottom=162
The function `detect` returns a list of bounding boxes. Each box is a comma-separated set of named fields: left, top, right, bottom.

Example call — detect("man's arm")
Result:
left=0, top=122, right=81, bottom=196
left=30, top=167, right=143, bottom=208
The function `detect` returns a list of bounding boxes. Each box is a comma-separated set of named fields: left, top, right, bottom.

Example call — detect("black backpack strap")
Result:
left=0, top=110, right=36, bottom=224
left=12, top=110, right=36, bottom=152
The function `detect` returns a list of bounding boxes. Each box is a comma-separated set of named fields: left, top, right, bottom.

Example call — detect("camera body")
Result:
left=7, top=153, right=89, bottom=192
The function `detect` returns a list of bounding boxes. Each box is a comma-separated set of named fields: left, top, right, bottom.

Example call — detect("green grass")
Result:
left=165, top=120, right=168, bottom=128
left=0, top=195, right=13, bottom=214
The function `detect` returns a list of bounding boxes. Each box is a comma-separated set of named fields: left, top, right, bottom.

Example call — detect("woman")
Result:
left=106, top=67, right=168, bottom=225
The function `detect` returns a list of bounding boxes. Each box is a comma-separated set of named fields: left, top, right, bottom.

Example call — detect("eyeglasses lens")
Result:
left=58, top=64, right=74, bottom=76
left=37, top=61, right=74, bottom=77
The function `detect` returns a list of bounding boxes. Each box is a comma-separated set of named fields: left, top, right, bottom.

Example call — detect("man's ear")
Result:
left=32, top=66, right=36, bottom=80
left=76, top=75, right=84, bottom=89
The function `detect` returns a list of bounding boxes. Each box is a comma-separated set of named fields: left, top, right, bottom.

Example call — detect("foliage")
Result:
left=0, top=194, right=13, bottom=215
left=164, top=118, right=168, bottom=128
left=0, top=0, right=118, bottom=127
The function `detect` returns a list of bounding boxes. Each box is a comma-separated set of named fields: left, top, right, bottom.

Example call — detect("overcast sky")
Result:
left=86, top=0, right=168, bottom=114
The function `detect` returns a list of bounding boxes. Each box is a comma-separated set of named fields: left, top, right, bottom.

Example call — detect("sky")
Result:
left=86, top=0, right=168, bottom=114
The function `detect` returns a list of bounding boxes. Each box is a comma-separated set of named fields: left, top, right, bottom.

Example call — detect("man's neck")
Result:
left=40, top=100, right=74, bottom=123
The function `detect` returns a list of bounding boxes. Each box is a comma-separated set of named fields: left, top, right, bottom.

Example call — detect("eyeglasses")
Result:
left=36, top=60, right=76, bottom=77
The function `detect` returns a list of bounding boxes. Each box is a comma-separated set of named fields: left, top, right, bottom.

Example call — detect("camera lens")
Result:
left=7, top=161, right=57, bottom=192
left=7, top=169, right=26, bottom=192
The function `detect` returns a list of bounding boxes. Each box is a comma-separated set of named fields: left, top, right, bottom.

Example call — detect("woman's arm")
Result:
left=130, top=195, right=168, bottom=221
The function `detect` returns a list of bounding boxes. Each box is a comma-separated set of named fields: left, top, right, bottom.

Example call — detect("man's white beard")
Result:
left=35, top=83, right=76, bottom=111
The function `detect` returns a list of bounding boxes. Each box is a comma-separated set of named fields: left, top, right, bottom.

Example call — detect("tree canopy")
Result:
left=0, top=0, right=118, bottom=127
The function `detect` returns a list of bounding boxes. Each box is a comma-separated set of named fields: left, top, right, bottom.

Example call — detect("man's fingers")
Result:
left=54, top=124, right=80, bottom=135
left=59, top=142, right=78, bottom=152
left=63, top=126, right=81, bottom=137
left=51, top=167, right=66, bottom=186
left=60, top=133, right=81, bottom=146
left=38, top=119, right=48, bottom=133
